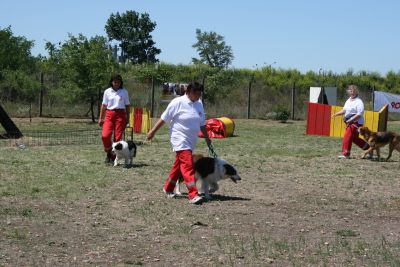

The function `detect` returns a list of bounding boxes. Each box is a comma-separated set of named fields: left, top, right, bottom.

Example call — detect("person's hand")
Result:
left=98, top=120, right=103, bottom=127
left=146, top=130, right=155, bottom=141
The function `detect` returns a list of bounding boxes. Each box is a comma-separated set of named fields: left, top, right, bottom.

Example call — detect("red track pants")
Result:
left=164, top=150, right=199, bottom=200
left=101, top=110, right=126, bottom=152
left=341, top=122, right=369, bottom=156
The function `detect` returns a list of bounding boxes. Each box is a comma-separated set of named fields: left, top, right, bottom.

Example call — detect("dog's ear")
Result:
left=115, top=143, right=123, bottom=150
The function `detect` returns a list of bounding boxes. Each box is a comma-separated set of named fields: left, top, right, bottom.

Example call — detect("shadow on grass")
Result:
left=208, top=194, right=251, bottom=202
left=123, top=162, right=149, bottom=169
left=174, top=193, right=251, bottom=202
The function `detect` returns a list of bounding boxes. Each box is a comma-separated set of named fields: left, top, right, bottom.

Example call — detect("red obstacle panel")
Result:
left=306, top=102, right=331, bottom=136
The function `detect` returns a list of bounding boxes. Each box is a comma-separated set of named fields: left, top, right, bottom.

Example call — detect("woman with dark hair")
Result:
left=98, top=74, right=131, bottom=163
left=147, top=81, right=211, bottom=205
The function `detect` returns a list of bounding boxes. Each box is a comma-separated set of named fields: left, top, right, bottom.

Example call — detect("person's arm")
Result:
left=146, top=119, right=166, bottom=141
left=345, top=114, right=361, bottom=124
left=332, top=109, right=345, bottom=118
left=98, top=104, right=107, bottom=126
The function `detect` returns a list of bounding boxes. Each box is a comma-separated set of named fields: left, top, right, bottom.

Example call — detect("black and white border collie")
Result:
left=175, top=155, right=241, bottom=199
left=111, top=140, right=137, bottom=167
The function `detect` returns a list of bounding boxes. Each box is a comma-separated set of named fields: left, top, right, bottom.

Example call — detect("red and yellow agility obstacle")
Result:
left=306, top=102, right=388, bottom=138
left=125, top=108, right=151, bottom=140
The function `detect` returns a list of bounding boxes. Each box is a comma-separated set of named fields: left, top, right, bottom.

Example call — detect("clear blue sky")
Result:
left=1, top=0, right=399, bottom=75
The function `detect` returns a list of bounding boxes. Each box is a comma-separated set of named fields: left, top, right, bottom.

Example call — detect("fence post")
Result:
left=372, top=85, right=375, bottom=111
left=151, top=75, right=155, bottom=118
left=291, top=82, right=296, bottom=120
left=247, top=76, right=253, bottom=119
left=39, top=72, right=44, bottom=117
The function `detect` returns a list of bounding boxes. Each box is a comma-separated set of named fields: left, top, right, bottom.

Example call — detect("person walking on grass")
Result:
left=146, top=81, right=212, bottom=205
left=98, top=74, right=131, bottom=164
left=332, top=84, right=370, bottom=159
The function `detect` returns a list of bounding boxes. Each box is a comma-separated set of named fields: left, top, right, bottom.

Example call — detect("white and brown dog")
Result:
left=175, top=154, right=241, bottom=199
left=111, top=140, right=137, bottom=167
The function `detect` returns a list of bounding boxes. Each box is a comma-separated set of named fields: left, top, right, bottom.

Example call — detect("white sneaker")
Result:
left=163, top=188, right=176, bottom=198
left=189, top=195, right=204, bottom=205
left=338, top=155, right=350, bottom=159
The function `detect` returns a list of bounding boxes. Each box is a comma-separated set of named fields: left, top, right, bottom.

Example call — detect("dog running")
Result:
left=174, top=154, right=241, bottom=199
left=358, top=126, right=400, bottom=161
left=111, top=140, right=137, bottom=167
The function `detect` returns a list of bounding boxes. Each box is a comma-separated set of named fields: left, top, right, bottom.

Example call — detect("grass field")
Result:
left=1, top=118, right=400, bottom=266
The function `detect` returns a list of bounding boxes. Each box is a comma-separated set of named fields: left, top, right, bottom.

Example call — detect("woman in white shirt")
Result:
left=98, top=74, right=131, bottom=163
left=332, top=85, right=370, bottom=159
left=147, top=82, right=211, bottom=204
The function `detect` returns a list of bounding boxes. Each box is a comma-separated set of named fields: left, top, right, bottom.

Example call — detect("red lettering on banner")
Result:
left=391, top=102, right=400, bottom=109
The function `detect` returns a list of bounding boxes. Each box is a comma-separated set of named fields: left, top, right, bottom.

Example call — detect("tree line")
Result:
left=1, top=10, right=400, bottom=120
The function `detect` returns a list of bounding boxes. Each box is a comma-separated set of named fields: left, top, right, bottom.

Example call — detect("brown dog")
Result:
left=358, top=126, right=400, bottom=161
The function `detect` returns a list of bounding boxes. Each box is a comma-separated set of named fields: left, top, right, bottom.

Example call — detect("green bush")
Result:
left=273, top=105, right=291, bottom=122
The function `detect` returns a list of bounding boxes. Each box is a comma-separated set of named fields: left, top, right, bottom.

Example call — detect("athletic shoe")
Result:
left=105, top=155, right=112, bottom=164
left=163, top=188, right=176, bottom=199
left=337, top=154, right=350, bottom=159
left=189, top=195, right=204, bottom=205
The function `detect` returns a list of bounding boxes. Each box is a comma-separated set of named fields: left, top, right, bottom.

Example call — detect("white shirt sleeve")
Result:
left=160, top=99, right=178, bottom=123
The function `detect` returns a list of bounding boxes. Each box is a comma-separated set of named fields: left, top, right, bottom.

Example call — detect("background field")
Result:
left=1, top=118, right=400, bottom=266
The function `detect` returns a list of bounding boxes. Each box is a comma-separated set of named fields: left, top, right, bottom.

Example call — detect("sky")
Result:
left=1, top=0, right=400, bottom=75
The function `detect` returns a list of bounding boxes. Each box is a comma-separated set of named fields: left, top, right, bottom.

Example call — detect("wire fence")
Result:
left=0, top=128, right=102, bottom=148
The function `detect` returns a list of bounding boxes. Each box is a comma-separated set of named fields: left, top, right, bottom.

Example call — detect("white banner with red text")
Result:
left=374, top=91, right=400, bottom=113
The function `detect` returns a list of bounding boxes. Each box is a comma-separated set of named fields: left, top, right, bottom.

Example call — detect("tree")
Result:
left=0, top=26, right=38, bottom=101
left=45, top=34, right=117, bottom=121
left=192, top=29, right=234, bottom=68
left=105, top=10, right=161, bottom=64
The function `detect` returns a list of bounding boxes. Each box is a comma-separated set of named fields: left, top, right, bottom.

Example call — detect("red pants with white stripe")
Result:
left=341, top=122, right=369, bottom=156
left=101, top=110, right=126, bottom=152
left=164, top=150, right=199, bottom=200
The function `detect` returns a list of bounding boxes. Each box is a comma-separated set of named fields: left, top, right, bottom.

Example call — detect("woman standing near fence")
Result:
left=98, top=74, right=130, bottom=163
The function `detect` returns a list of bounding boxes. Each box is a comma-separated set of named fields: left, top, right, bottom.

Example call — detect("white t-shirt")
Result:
left=343, top=96, right=364, bottom=125
left=102, top=87, right=130, bottom=110
left=161, top=94, right=206, bottom=151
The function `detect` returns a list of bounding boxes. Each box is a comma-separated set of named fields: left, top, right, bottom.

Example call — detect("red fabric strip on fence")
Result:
left=134, top=108, right=143, bottom=133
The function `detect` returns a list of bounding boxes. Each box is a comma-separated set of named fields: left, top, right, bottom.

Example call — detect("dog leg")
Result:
left=209, top=182, right=219, bottom=194
left=201, top=180, right=211, bottom=200
left=174, top=182, right=182, bottom=196
left=113, top=156, right=119, bottom=167
left=376, top=147, right=381, bottom=161
left=362, top=147, right=374, bottom=159
left=386, top=145, right=394, bottom=161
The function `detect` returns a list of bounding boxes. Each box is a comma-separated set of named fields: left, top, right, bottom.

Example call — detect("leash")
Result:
left=207, top=142, right=218, bottom=158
